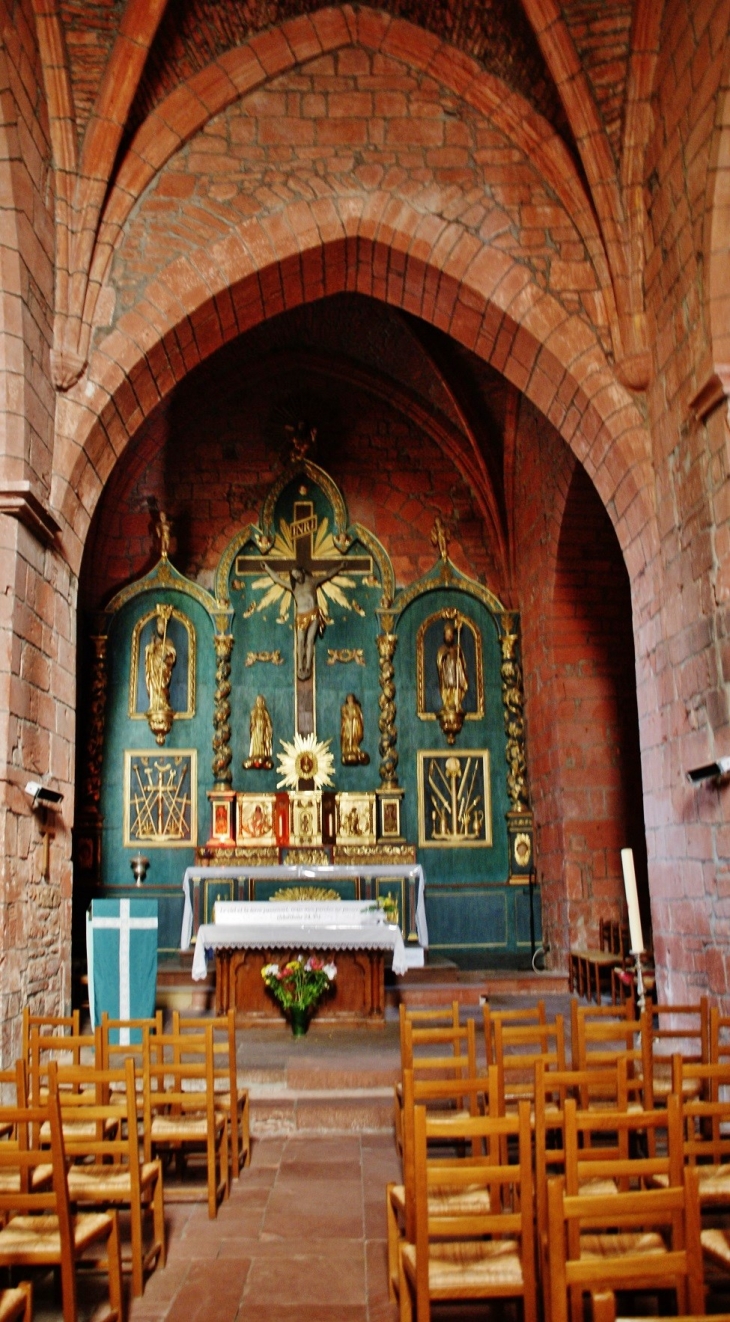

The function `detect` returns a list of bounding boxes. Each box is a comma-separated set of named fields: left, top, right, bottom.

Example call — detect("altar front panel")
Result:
left=215, top=947, right=386, bottom=1024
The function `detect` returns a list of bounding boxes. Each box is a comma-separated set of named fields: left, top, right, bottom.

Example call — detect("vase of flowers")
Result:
left=261, top=955, right=337, bottom=1035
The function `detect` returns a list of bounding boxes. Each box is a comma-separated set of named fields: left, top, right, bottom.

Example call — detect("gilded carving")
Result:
left=377, top=631, right=399, bottom=788
left=144, top=605, right=177, bottom=744
left=500, top=612, right=530, bottom=813
left=340, top=693, right=369, bottom=765
left=212, top=633, right=234, bottom=787
left=417, top=750, right=492, bottom=848
left=244, top=695, right=273, bottom=770
left=245, top=650, right=284, bottom=667
left=327, top=648, right=366, bottom=666
left=416, top=608, right=483, bottom=732
left=124, top=750, right=197, bottom=847
left=82, top=634, right=108, bottom=812
left=271, top=886, right=341, bottom=902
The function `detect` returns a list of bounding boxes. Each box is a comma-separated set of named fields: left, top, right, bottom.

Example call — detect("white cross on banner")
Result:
left=86, top=898, right=158, bottom=1044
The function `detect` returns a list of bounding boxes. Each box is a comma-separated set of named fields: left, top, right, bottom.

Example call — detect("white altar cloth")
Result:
left=180, top=863, right=428, bottom=950
left=191, top=899, right=409, bottom=978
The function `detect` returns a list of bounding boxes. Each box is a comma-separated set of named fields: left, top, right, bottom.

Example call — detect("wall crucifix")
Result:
left=235, top=498, right=372, bottom=737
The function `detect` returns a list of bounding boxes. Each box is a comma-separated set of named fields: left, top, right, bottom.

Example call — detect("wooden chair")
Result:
left=399, top=1001, right=461, bottom=1031
left=643, top=999, right=709, bottom=1100
left=28, top=1028, right=109, bottom=1148
left=483, top=999, right=546, bottom=1065
left=668, top=1055, right=730, bottom=1280
left=547, top=1163, right=704, bottom=1322
left=46, top=1056, right=165, bottom=1297
left=142, top=1024, right=229, bottom=1218
left=709, top=1004, right=730, bottom=1065
left=547, top=1093, right=699, bottom=1322
left=569, top=921, right=626, bottom=1004
left=572, top=1007, right=650, bottom=1108
left=590, top=1292, right=730, bottom=1322
left=173, top=1009, right=250, bottom=1175
left=534, top=1059, right=630, bottom=1310
left=398, top=1098, right=537, bottom=1322
left=0, top=1285, right=31, bottom=1322
left=387, top=1067, right=500, bottom=1301
left=395, top=1018, right=477, bottom=1156
left=100, top=1010, right=163, bottom=1050
left=0, top=1068, right=123, bottom=1322
left=21, top=1008, right=80, bottom=1066
left=569, top=998, right=634, bottom=1068
left=492, top=1014, right=566, bottom=1114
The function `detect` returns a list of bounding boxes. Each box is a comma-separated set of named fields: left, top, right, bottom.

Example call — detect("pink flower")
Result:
left=305, top=956, right=324, bottom=972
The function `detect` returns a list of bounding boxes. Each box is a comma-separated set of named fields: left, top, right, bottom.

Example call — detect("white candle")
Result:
left=621, top=848, right=644, bottom=953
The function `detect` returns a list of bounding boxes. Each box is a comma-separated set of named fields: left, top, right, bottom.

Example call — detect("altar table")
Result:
left=192, top=900, right=408, bottom=1025
left=180, top=863, right=428, bottom=950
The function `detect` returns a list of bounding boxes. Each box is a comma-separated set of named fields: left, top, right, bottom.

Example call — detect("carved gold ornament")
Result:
left=270, top=887, right=341, bottom=902
left=514, top=832, right=532, bottom=867
left=327, top=648, right=366, bottom=666
left=276, top=732, right=335, bottom=790
left=245, top=650, right=284, bottom=667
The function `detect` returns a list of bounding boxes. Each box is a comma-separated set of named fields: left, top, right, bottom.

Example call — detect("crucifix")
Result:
left=235, top=499, right=372, bottom=736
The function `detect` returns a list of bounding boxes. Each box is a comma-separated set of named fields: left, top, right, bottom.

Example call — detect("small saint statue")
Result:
left=244, top=694, right=273, bottom=769
left=430, top=515, right=450, bottom=561
left=341, top=693, right=370, bottom=765
left=262, top=560, right=345, bottom=681
left=436, top=617, right=468, bottom=743
left=155, top=511, right=172, bottom=560
left=145, top=605, right=177, bottom=744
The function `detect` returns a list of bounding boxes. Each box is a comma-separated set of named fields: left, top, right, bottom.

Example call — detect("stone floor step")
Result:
left=249, top=1086, right=394, bottom=1135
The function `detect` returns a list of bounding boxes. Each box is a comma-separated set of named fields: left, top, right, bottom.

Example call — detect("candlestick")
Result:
left=620, top=847, right=644, bottom=954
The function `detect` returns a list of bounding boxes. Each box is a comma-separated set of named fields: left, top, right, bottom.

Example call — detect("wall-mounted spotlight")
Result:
left=686, top=758, right=730, bottom=784
left=24, top=782, right=63, bottom=878
left=25, top=781, right=64, bottom=808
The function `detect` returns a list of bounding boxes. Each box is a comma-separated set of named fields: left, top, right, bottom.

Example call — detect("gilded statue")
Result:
left=155, top=511, right=172, bottom=560
left=430, top=515, right=450, bottom=561
left=244, top=694, right=273, bottom=769
left=144, top=605, right=176, bottom=744
left=340, top=693, right=370, bottom=765
left=436, top=617, right=468, bottom=743
left=262, top=560, right=345, bottom=681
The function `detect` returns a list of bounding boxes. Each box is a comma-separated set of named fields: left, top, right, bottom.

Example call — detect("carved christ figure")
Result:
left=145, top=606, right=177, bottom=744
left=262, top=560, right=345, bottom=681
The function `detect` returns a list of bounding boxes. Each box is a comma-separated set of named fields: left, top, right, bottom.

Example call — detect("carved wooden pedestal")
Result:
left=214, top=946, right=386, bottom=1026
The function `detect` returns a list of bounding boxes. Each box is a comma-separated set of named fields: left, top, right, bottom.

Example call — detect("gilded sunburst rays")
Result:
left=276, top=732, right=335, bottom=791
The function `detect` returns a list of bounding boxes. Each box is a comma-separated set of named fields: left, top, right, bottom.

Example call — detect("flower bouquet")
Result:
left=261, top=955, right=337, bottom=1035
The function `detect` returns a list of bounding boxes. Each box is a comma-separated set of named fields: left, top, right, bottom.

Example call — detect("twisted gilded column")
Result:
left=500, top=614, right=529, bottom=812
left=82, top=635, right=108, bottom=814
left=212, top=633, right=234, bottom=787
left=377, top=629, right=399, bottom=788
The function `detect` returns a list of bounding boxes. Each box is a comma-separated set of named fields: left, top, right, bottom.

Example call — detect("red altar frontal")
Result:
left=214, top=946, right=386, bottom=1026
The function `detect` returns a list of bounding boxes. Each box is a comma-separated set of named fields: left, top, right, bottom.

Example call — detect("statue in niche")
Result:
left=244, top=694, right=273, bottom=770
left=436, top=617, right=468, bottom=743
left=144, top=605, right=177, bottom=744
left=262, top=561, right=345, bottom=681
left=341, top=693, right=370, bottom=765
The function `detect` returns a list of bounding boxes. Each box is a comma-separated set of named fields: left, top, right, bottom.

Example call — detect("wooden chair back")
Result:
left=546, top=1162, right=704, bottom=1322
left=644, top=1000, right=709, bottom=1098
left=709, top=1005, right=730, bottom=1066
left=101, top=1009, right=163, bottom=1055
left=672, top=1054, right=730, bottom=1172
left=0, top=1062, right=123, bottom=1322
left=483, top=999, right=546, bottom=1065
left=21, top=1008, right=80, bottom=1065
left=172, top=1008, right=250, bottom=1173
left=400, top=1098, right=537, bottom=1322
left=572, top=1010, right=649, bottom=1107
left=399, top=1001, right=460, bottom=1034
left=142, top=1025, right=228, bottom=1218
left=493, top=1014, right=566, bottom=1109
left=563, top=1093, right=684, bottom=1199
left=400, top=1017, right=477, bottom=1081
left=569, top=998, right=633, bottom=1069
left=28, top=1026, right=101, bottom=1114
left=534, top=1059, right=629, bottom=1287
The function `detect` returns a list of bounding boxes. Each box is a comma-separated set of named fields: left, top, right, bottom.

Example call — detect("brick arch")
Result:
left=54, top=198, right=655, bottom=585
left=0, top=23, right=49, bottom=494
left=85, top=7, right=617, bottom=355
